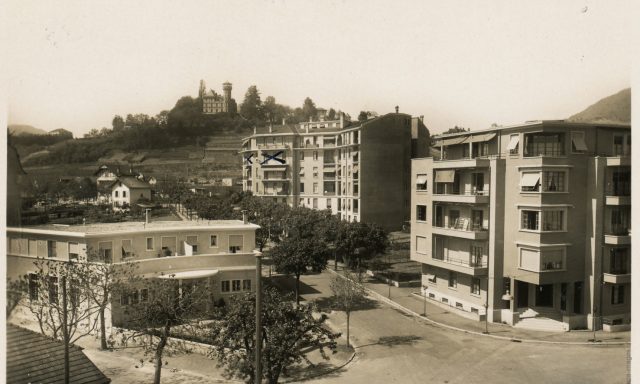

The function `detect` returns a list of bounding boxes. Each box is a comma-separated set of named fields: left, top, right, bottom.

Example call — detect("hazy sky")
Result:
left=5, top=0, right=632, bottom=136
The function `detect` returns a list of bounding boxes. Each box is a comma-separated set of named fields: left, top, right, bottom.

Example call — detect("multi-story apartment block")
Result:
left=240, top=111, right=429, bottom=230
left=410, top=121, right=630, bottom=332
left=7, top=219, right=260, bottom=326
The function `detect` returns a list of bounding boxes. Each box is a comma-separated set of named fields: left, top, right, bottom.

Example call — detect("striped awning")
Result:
left=467, top=133, right=497, bottom=143
left=434, top=136, right=468, bottom=146
left=435, top=170, right=455, bottom=183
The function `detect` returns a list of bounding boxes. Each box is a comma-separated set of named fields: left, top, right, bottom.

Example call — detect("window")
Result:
left=47, top=241, right=57, bottom=258
left=141, top=289, right=149, bottom=302
left=507, top=134, right=520, bottom=155
left=416, top=205, right=427, bottom=221
left=242, top=279, right=251, bottom=291
left=115, top=191, right=119, bottom=197
left=416, top=174, right=428, bottom=191
left=232, top=280, right=241, bottom=292
left=524, top=132, right=565, bottom=157
left=571, top=131, right=587, bottom=152
left=471, top=278, right=481, bottom=295
left=448, top=272, right=457, bottom=288
left=69, top=242, right=79, bottom=261
left=98, top=242, right=113, bottom=263
left=229, top=235, right=243, bottom=253
left=29, top=274, right=39, bottom=301
left=521, top=172, right=541, bottom=192
left=470, top=245, right=484, bottom=267
left=313, top=198, right=318, bottom=209
left=353, top=199, right=358, bottom=213
left=221, top=281, right=230, bottom=293
left=313, top=167, right=318, bottom=178
left=456, top=302, right=464, bottom=309
left=472, top=173, right=484, bottom=194
left=123, top=190, right=127, bottom=198
left=613, top=135, right=625, bottom=156
left=433, top=236, right=445, bottom=260
left=313, top=151, right=318, bottom=161
left=611, top=285, right=625, bottom=305
left=415, top=236, right=428, bottom=254
left=48, top=276, right=59, bottom=305
left=610, top=248, right=628, bottom=274
left=313, top=183, right=318, bottom=194
left=146, top=237, right=154, bottom=251
left=327, top=199, right=332, bottom=209
left=120, top=292, right=130, bottom=306
left=519, top=247, right=564, bottom=272
left=521, top=210, right=539, bottom=230
left=543, top=171, right=566, bottom=192
left=300, top=183, right=305, bottom=193
left=542, top=210, right=564, bottom=231
left=185, top=235, right=198, bottom=254
left=210, top=235, right=218, bottom=248
left=121, top=240, right=133, bottom=259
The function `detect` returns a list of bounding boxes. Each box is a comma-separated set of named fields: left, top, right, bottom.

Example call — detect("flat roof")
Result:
left=7, top=220, right=260, bottom=237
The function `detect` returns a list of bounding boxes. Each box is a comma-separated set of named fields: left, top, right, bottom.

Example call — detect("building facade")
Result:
left=410, top=121, right=630, bottom=331
left=6, top=219, right=260, bottom=326
left=240, top=111, right=430, bottom=230
left=110, top=176, right=152, bottom=207
left=199, top=80, right=237, bottom=114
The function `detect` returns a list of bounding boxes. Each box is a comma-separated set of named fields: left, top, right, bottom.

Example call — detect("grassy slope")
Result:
left=567, top=88, right=630, bottom=124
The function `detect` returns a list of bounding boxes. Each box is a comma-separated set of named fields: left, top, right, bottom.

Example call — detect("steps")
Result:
left=514, top=307, right=568, bottom=332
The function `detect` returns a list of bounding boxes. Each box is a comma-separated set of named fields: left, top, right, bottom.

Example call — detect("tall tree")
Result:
left=301, top=97, right=317, bottom=121
left=209, top=288, right=338, bottom=384
left=327, top=108, right=337, bottom=120
left=330, top=270, right=366, bottom=347
left=118, top=276, right=211, bottom=384
left=335, top=222, right=389, bottom=270
left=240, top=85, right=263, bottom=122
left=112, top=115, right=125, bottom=131
left=270, top=236, right=328, bottom=305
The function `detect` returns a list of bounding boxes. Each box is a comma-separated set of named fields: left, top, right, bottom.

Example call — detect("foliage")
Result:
left=209, top=288, right=338, bottom=384
left=118, top=277, right=212, bottom=384
left=329, top=270, right=366, bottom=347
left=444, top=126, right=469, bottom=134
left=301, top=97, right=317, bottom=121
left=357, top=111, right=378, bottom=122
left=6, top=278, right=27, bottom=319
left=240, top=85, right=263, bottom=123
left=112, top=115, right=125, bottom=131
left=335, top=221, right=389, bottom=270
left=327, top=108, right=336, bottom=120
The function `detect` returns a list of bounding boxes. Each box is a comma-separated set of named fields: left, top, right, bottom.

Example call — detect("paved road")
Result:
left=281, top=272, right=630, bottom=384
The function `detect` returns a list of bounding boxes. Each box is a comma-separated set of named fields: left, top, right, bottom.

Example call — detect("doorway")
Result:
left=516, top=281, right=529, bottom=308
left=535, top=284, right=554, bottom=307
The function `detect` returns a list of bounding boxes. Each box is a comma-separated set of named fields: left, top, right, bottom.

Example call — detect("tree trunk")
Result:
left=62, top=276, right=70, bottom=384
left=154, top=323, right=171, bottom=384
left=295, top=274, right=300, bottom=306
left=346, top=311, right=350, bottom=347
left=99, top=307, right=107, bottom=350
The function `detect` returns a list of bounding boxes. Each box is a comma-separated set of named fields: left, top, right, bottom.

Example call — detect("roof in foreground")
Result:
left=433, top=119, right=631, bottom=140
left=7, top=324, right=111, bottom=384
left=8, top=220, right=260, bottom=236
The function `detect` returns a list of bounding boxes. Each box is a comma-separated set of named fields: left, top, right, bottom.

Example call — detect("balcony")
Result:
left=432, top=224, right=489, bottom=240
left=606, top=156, right=631, bottom=167
left=605, top=184, right=631, bottom=206
left=432, top=157, right=491, bottom=169
left=605, top=224, right=631, bottom=245
left=428, top=255, right=488, bottom=276
left=603, top=272, right=632, bottom=284
left=433, top=188, right=490, bottom=204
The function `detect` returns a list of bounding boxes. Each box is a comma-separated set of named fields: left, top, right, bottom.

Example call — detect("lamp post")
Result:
left=483, top=302, right=489, bottom=334
left=255, top=252, right=263, bottom=383
left=422, top=285, right=428, bottom=316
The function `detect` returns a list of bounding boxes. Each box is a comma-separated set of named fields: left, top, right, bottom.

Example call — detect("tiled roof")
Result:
left=6, top=324, right=110, bottom=384
left=111, top=176, right=151, bottom=190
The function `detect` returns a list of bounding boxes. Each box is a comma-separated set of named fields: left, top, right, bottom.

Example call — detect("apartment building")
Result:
left=6, top=219, right=260, bottom=326
left=410, top=121, right=630, bottom=331
left=240, top=111, right=429, bottom=230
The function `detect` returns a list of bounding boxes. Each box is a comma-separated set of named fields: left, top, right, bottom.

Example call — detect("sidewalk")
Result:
left=328, top=266, right=630, bottom=345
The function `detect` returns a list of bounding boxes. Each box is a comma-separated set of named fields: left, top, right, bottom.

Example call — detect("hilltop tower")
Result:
left=222, top=82, right=232, bottom=102
left=199, top=80, right=206, bottom=99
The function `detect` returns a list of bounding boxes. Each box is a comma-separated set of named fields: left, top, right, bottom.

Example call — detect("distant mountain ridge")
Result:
left=8, top=124, right=49, bottom=136
left=567, top=88, right=630, bottom=124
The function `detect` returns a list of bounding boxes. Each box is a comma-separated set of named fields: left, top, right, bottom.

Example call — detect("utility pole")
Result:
left=422, top=285, right=427, bottom=316
left=255, top=253, right=263, bottom=384
left=62, top=275, right=70, bottom=384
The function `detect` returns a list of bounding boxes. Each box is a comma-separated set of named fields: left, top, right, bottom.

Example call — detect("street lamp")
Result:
left=254, top=251, right=263, bottom=383
left=422, top=285, right=428, bottom=316
left=483, top=303, right=489, bottom=334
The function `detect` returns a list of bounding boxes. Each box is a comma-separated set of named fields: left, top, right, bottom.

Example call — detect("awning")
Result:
left=299, top=168, right=305, bottom=175
left=184, top=239, right=197, bottom=246
left=467, top=133, right=497, bottom=143
left=426, top=274, right=436, bottom=282
left=352, top=165, right=359, bottom=173
left=507, top=135, right=520, bottom=151
left=121, top=242, right=133, bottom=253
left=520, top=173, right=541, bottom=187
left=157, top=269, right=219, bottom=279
left=415, top=175, right=428, bottom=185
left=435, top=170, right=455, bottom=183
left=571, top=134, right=588, bottom=151
left=323, top=166, right=336, bottom=172
left=263, top=166, right=286, bottom=172
left=434, top=136, right=468, bottom=146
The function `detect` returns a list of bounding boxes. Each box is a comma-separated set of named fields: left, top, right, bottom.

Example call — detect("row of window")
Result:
left=221, top=279, right=252, bottom=293
left=428, top=272, right=481, bottom=295
left=415, top=170, right=568, bottom=194
left=8, top=239, right=80, bottom=260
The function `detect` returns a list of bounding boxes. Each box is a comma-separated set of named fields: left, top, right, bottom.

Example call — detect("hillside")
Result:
left=567, top=88, right=630, bottom=124
left=8, top=124, right=48, bottom=136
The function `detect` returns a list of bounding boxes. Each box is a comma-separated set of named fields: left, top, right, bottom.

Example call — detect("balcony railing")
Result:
left=433, top=187, right=490, bottom=196
left=609, top=268, right=629, bottom=275
left=432, top=255, right=487, bottom=268
left=433, top=223, right=488, bottom=232
left=540, top=261, right=564, bottom=271
left=607, top=224, right=631, bottom=236
left=606, top=184, right=631, bottom=196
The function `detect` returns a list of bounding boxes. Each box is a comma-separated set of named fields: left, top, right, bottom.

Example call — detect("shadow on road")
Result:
left=312, top=296, right=380, bottom=313
left=357, top=335, right=423, bottom=349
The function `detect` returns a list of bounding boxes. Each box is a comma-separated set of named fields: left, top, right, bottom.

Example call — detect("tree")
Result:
left=118, top=276, right=212, bottom=384
left=357, top=111, right=369, bottom=122
left=330, top=270, right=366, bottom=347
left=335, top=222, right=389, bottom=271
left=112, top=115, right=125, bottom=132
left=209, top=288, right=338, bottom=384
left=84, top=128, right=100, bottom=138
left=24, top=258, right=97, bottom=383
left=6, top=278, right=27, bottom=319
left=444, top=126, right=469, bottom=134
left=77, top=251, right=139, bottom=350
left=240, top=85, right=263, bottom=122
left=301, top=97, right=317, bottom=121
left=270, top=236, right=328, bottom=305
left=327, top=108, right=336, bottom=120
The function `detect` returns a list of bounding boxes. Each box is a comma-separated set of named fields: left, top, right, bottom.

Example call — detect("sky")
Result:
left=4, top=0, right=633, bottom=136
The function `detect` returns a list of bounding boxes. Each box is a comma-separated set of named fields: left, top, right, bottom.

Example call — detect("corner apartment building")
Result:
left=6, top=219, right=260, bottom=326
left=240, top=111, right=429, bottom=230
left=410, top=121, right=630, bottom=331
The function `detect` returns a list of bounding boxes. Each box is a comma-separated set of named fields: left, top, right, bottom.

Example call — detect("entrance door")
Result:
left=535, top=284, right=554, bottom=307
left=516, top=281, right=529, bottom=308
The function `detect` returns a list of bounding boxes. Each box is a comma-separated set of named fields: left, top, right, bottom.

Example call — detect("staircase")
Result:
left=514, top=307, right=569, bottom=332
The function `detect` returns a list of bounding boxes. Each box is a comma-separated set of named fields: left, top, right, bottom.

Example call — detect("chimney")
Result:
left=395, top=106, right=399, bottom=113
left=420, top=115, right=424, bottom=122
left=269, top=124, right=272, bottom=133
left=339, top=112, right=344, bottom=128
left=242, top=209, right=248, bottom=224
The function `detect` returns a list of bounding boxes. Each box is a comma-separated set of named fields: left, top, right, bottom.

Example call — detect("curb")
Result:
left=327, top=268, right=630, bottom=346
